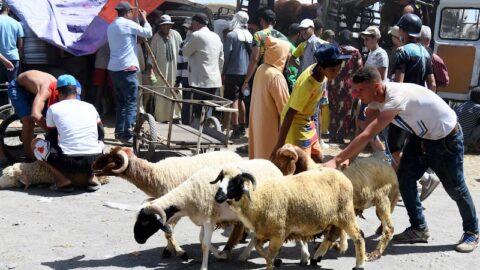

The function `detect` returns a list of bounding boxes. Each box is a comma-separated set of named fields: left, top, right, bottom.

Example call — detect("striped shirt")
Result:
left=451, top=101, right=480, bottom=139
left=175, top=40, right=189, bottom=86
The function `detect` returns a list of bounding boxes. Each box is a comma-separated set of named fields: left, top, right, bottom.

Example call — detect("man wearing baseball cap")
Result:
left=107, top=1, right=152, bottom=145
left=149, top=14, right=182, bottom=123
left=7, top=70, right=81, bottom=160
left=32, top=74, right=104, bottom=192
left=293, top=19, right=328, bottom=74
left=272, top=44, right=351, bottom=161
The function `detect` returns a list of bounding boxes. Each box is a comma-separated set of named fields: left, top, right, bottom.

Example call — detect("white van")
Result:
left=434, top=0, right=480, bottom=100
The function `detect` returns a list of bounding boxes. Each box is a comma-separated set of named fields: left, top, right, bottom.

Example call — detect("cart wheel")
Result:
left=205, top=116, right=222, bottom=132
left=133, top=113, right=157, bottom=161
left=0, top=104, right=14, bottom=123
left=0, top=113, right=44, bottom=164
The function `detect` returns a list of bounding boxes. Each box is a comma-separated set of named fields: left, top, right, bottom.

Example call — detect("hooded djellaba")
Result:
left=248, top=36, right=291, bottom=159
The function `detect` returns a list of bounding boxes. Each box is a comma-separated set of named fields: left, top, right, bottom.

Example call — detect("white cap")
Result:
left=159, top=14, right=174, bottom=25
left=298, top=19, right=314, bottom=29
left=360, top=26, right=381, bottom=39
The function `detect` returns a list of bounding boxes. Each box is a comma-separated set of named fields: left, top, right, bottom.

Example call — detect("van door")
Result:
left=434, top=2, right=480, bottom=100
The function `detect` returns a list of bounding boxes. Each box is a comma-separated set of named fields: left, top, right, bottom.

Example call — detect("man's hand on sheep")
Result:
left=322, top=157, right=349, bottom=169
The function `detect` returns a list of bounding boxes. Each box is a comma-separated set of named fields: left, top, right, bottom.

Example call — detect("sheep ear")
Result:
left=210, top=170, right=224, bottom=184
left=241, top=172, right=256, bottom=191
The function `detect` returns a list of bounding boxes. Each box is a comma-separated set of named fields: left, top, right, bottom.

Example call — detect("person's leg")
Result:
left=387, top=124, right=408, bottom=171
left=425, top=130, right=478, bottom=235
left=110, top=71, right=127, bottom=138
left=223, top=75, right=240, bottom=134
left=393, top=135, right=430, bottom=242
left=7, top=81, right=35, bottom=159
left=124, top=71, right=139, bottom=139
left=30, top=138, right=71, bottom=189
left=310, top=140, right=324, bottom=163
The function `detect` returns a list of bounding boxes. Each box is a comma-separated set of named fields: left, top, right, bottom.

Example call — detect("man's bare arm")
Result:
left=31, top=88, right=50, bottom=130
left=270, top=107, right=297, bottom=159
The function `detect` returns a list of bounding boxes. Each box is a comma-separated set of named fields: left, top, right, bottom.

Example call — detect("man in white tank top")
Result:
left=324, top=67, right=479, bottom=253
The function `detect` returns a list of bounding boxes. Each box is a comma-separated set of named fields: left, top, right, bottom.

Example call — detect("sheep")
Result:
left=213, top=166, right=366, bottom=270
left=91, top=146, right=243, bottom=259
left=0, top=161, right=109, bottom=189
left=134, top=159, right=286, bottom=270
left=272, top=143, right=399, bottom=260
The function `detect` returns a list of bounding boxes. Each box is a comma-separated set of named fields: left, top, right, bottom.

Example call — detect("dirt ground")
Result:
left=1, top=123, right=479, bottom=270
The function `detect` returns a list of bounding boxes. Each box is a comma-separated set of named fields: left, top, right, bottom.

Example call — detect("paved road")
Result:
left=1, top=166, right=479, bottom=270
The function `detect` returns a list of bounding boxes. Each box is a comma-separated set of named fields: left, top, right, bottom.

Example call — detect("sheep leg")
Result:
left=199, top=223, right=215, bottom=270
left=254, top=239, right=269, bottom=260
left=266, top=237, right=284, bottom=270
left=163, top=219, right=187, bottom=260
left=342, top=221, right=366, bottom=269
left=297, top=240, right=310, bottom=265
left=223, top=223, right=245, bottom=252
left=368, top=200, right=394, bottom=261
left=311, top=235, right=333, bottom=266
left=238, top=232, right=256, bottom=262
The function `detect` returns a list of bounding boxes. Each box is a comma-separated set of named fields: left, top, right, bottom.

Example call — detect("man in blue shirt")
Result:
left=107, top=1, right=152, bottom=145
left=0, top=1, right=24, bottom=83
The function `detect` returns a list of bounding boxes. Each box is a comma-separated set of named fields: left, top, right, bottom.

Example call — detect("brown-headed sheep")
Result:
left=272, top=144, right=399, bottom=260
left=213, top=166, right=366, bottom=270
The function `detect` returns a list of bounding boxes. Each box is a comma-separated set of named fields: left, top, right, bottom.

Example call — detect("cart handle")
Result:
left=215, top=107, right=238, bottom=113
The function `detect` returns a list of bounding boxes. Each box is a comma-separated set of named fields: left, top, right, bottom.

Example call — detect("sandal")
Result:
left=49, top=183, right=74, bottom=193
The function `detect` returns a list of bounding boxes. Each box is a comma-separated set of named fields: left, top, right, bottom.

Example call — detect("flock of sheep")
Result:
left=0, top=145, right=400, bottom=270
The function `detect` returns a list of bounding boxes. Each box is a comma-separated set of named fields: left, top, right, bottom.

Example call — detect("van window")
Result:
left=440, top=8, right=480, bottom=40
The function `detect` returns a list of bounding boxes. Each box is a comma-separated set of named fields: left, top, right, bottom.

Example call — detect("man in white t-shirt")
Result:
left=32, top=75, right=105, bottom=192
left=323, top=67, right=479, bottom=253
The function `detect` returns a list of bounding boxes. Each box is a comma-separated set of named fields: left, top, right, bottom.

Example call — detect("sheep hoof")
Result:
left=274, top=258, right=282, bottom=267
left=162, top=249, right=172, bottom=258
left=352, top=267, right=364, bottom=270
left=310, top=256, right=322, bottom=266
left=299, top=259, right=308, bottom=265
left=367, top=250, right=381, bottom=261
left=179, top=252, right=189, bottom=261
left=215, top=251, right=228, bottom=260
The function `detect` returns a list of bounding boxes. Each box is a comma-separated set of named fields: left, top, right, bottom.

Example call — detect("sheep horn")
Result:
left=210, top=170, right=224, bottom=184
left=241, top=172, right=256, bottom=191
left=242, top=187, right=252, bottom=202
left=112, top=150, right=129, bottom=173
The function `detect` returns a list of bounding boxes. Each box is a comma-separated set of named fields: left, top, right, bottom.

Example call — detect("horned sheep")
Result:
left=272, top=144, right=399, bottom=260
left=91, top=147, right=243, bottom=259
left=213, top=166, right=366, bottom=270
left=0, top=161, right=109, bottom=189
left=134, top=159, right=285, bottom=270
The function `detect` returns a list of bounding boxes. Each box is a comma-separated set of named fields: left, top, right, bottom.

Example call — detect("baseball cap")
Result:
left=298, top=19, right=314, bottom=29
left=314, top=44, right=351, bottom=65
left=159, top=14, right=174, bottom=25
left=182, top=17, right=192, bottom=28
left=57, top=74, right=77, bottom=89
left=115, top=1, right=133, bottom=12
left=388, top=26, right=400, bottom=38
left=192, top=13, right=208, bottom=25
left=288, top=23, right=300, bottom=35
left=360, top=26, right=381, bottom=39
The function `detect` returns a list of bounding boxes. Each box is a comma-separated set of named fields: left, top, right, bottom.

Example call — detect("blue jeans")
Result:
left=397, top=129, right=478, bottom=233
left=0, top=60, right=19, bottom=83
left=110, top=70, right=138, bottom=138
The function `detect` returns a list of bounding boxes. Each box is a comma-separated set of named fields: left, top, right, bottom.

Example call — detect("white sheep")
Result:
left=272, top=144, right=399, bottom=260
left=134, top=159, right=286, bottom=270
left=0, top=161, right=109, bottom=189
left=213, top=166, right=366, bottom=270
left=91, top=147, right=243, bottom=259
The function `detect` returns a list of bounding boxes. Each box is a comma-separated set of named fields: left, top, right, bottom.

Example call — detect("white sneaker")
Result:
left=420, top=174, right=440, bottom=201
left=320, top=139, right=330, bottom=149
